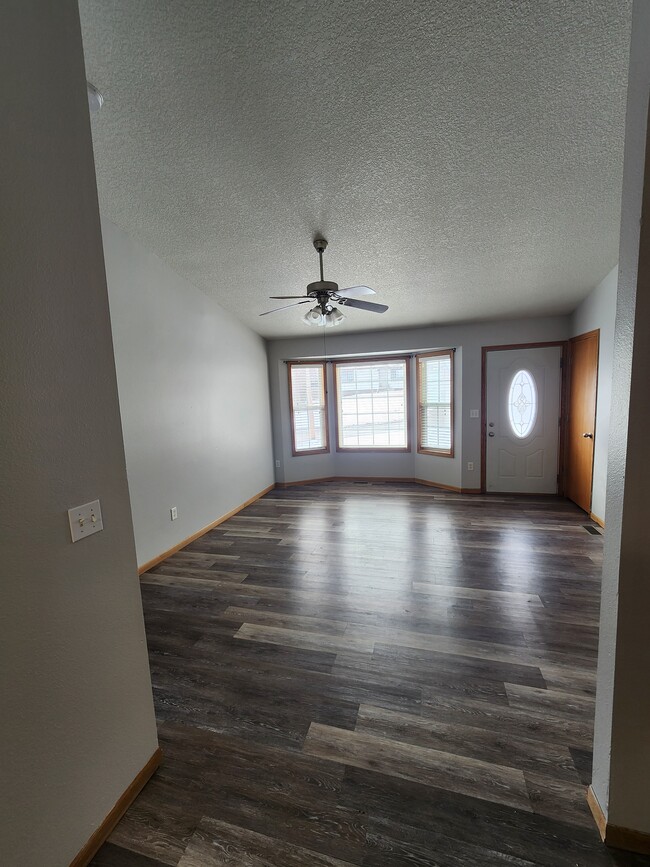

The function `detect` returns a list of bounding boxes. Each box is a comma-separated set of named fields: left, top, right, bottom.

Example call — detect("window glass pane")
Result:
left=290, top=364, right=327, bottom=452
left=336, top=360, right=407, bottom=449
left=418, top=353, right=453, bottom=454
left=508, top=369, right=537, bottom=438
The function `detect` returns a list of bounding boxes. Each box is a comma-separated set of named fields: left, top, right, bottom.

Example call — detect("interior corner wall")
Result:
left=591, top=0, right=650, bottom=835
left=267, top=316, right=569, bottom=488
left=101, top=219, right=275, bottom=568
left=570, top=266, right=618, bottom=523
left=0, top=3, right=158, bottom=865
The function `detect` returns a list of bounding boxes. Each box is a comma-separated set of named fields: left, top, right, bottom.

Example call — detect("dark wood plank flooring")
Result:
left=91, top=482, right=650, bottom=866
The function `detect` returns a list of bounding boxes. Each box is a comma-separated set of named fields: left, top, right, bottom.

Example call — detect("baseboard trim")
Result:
left=70, top=747, right=162, bottom=867
left=587, top=785, right=607, bottom=840
left=414, top=477, right=460, bottom=492
left=589, top=512, right=605, bottom=529
left=138, top=484, right=275, bottom=574
left=587, top=785, right=650, bottom=855
left=275, top=476, right=477, bottom=494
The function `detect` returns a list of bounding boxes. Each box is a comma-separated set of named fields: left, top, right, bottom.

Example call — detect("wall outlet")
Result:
left=470, top=409, right=479, bottom=418
left=68, top=499, right=103, bottom=543
left=170, top=506, right=178, bottom=521
left=275, top=460, right=281, bottom=468
left=467, top=462, right=474, bottom=471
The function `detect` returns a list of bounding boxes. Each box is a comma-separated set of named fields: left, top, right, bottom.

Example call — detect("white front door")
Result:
left=485, top=346, right=562, bottom=494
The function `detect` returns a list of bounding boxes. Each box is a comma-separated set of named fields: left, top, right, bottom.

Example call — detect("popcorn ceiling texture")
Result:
left=79, top=0, right=631, bottom=338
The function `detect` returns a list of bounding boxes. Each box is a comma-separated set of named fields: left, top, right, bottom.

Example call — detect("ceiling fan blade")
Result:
left=259, top=300, right=312, bottom=316
left=336, top=285, right=376, bottom=298
left=338, top=298, right=388, bottom=313
left=269, top=295, right=310, bottom=299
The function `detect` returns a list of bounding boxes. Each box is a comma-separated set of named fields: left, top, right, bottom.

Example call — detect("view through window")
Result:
left=334, top=358, right=408, bottom=449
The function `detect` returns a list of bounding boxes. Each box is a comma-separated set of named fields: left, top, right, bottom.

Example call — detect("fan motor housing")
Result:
left=307, top=280, right=338, bottom=295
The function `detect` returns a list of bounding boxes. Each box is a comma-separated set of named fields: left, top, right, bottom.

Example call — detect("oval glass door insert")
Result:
left=508, top=370, right=537, bottom=438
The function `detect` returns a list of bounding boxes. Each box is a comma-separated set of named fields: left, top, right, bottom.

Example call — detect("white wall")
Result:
left=592, top=0, right=650, bottom=836
left=571, top=266, right=618, bottom=523
left=102, top=219, right=275, bottom=567
left=0, top=3, right=158, bottom=865
left=267, top=316, right=569, bottom=487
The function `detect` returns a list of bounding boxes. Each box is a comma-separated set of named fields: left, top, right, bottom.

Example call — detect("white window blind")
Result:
left=289, top=363, right=328, bottom=453
left=418, top=351, right=453, bottom=455
left=334, top=359, right=408, bottom=449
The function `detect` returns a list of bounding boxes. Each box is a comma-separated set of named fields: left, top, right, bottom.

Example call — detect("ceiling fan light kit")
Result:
left=302, top=305, right=344, bottom=327
left=260, top=238, right=389, bottom=325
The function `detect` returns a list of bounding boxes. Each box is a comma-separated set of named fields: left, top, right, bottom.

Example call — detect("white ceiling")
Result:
left=79, top=0, right=631, bottom=339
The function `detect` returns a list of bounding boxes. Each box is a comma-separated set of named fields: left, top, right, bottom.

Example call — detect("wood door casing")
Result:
left=565, top=330, right=599, bottom=513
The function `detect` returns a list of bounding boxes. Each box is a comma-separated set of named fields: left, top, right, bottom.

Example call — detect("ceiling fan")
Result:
left=260, top=238, right=389, bottom=327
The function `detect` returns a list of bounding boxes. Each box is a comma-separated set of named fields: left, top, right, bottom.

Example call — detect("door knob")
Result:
left=583, top=432, right=593, bottom=438
left=489, top=432, right=495, bottom=437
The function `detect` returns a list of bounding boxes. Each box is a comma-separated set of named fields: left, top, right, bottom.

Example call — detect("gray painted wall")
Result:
left=267, top=317, right=569, bottom=487
left=570, top=266, right=618, bottom=523
left=0, top=3, right=158, bottom=864
left=102, top=219, right=275, bottom=567
left=592, top=0, right=650, bottom=833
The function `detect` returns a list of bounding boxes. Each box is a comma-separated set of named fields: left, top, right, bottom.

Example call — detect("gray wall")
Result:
left=0, top=3, right=158, bottom=865
left=571, top=266, right=618, bottom=523
left=592, top=0, right=650, bottom=834
left=267, top=316, right=569, bottom=487
left=102, top=219, right=275, bottom=567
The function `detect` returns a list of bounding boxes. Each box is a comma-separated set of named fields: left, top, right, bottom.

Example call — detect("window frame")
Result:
left=332, top=355, right=411, bottom=453
left=287, top=361, right=330, bottom=457
left=416, top=349, right=455, bottom=458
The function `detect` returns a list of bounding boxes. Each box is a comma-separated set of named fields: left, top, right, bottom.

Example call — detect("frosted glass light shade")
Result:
left=302, top=305, right=344, bottom=327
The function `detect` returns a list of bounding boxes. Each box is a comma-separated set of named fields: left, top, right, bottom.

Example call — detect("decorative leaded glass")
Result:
left=508, top=370, right=537, bottom=438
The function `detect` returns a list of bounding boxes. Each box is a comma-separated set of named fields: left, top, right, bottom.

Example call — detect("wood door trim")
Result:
left=570, top=328, right=600, bottom=344
left=565, top=330, right=600, bottom=512
left=481, top=342, right=568, bottom=494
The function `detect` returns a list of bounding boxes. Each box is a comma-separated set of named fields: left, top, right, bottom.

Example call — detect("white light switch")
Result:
left=68, top=499, right=103, bottom=543
left=470, top=409, right=479, bottom=418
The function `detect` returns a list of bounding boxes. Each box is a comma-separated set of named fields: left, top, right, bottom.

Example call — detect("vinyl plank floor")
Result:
left=178, top=817, right=357, bottom=866
left=89, top=482, right=649, bottom=867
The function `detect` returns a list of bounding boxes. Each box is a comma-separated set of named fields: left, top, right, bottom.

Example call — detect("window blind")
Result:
left=289, top=363, right=328, bottom=453
left=418, top=351, right=453, bottom=455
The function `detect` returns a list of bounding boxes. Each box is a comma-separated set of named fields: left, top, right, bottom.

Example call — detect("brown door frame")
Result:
left=481, top=341, right=568, bottom=494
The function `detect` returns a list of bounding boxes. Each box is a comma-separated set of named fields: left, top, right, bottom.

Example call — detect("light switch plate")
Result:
left=68, top=499, right=103, bottom=543
left=470, top=409, right=480, bottom=418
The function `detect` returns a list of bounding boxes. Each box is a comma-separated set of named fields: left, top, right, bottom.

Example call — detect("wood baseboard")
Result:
left=589, top=511, right=605, bottom=528
left=275, top=476, right=494, bottom=495
left=587, top=785, right=607, bottom=839
left=414, top=477, right=460, bottom=492
left=275, top=476, right=415, bottom=488
left=587, top=785, right=650, bottom=855
left=138, top=484, right=275, bottom=574
left=70, top=747, right=162, bottom=867
left=275, top=476, right=337, bottom=487
left=276, top=476, right=471, bottom=492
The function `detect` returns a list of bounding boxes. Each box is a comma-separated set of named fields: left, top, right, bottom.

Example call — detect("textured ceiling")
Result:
left=79, top=0, right=631, bottom=339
